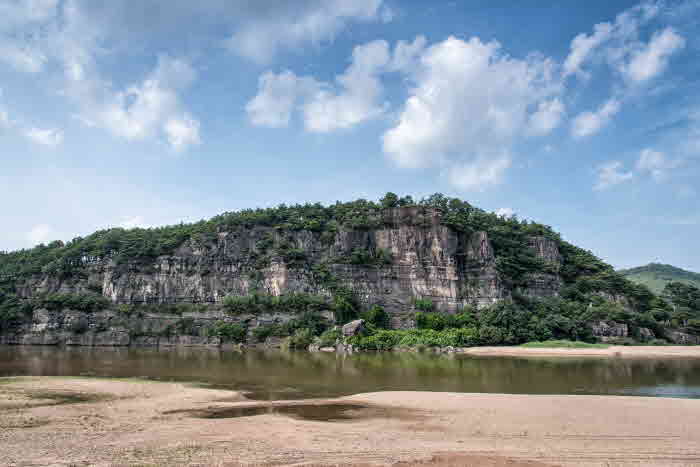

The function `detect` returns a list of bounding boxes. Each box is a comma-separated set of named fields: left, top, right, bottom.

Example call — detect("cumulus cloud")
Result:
left=571, top=98, right=620, bottom=139
left=388, top=35, right=427, bottom=72
left=304, top=40, right=390, bottom=132
left=594, top=160, right=634, bottom=191
left=562, top=1, right=661, bottom=78
left=636, top=148, right=680, bottom=181
left=27, top=223, right=53, bottom=246
left=528, top=98, right=565, bottom=135
left=246, top=71, right=317, bottom=128
left=70, top=56, right=201, bottom=151
left=24, top=127, right=64, bottom=146
left=0, top=1, right=201, bottom=152
left=247, top=40, right=390, bottom=132
left=383, top=36, right=559, bottom=190
left=622, top=28, right=685, bottom=83
left=562, top=2, right=685, bottom=140
left=226, top=0, right=388, bottom=64
left=495, top=207, right=515, bottom=218
left=0, top=0, right=58, bottom=72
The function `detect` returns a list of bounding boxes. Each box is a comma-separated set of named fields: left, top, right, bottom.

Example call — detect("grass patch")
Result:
left=520, top=340, right=609, bottom=349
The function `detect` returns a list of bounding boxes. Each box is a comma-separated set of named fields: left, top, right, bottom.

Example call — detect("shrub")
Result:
left=33, top=293, right=111, bottom=313
left=288, top=328, right=314, bottom=349
left=361, top=305, right=390, bottom=329
left=252, top=325, right=279, bottom=342
left=317, top=328, right=341, bottom=347
left=207, top=322, right=247, bottom=342
left=413, top=298, right=435, bottom=312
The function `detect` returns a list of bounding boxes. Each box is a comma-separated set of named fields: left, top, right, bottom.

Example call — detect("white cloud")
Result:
left=563, top=1, right=660, bottom=78
left=388, top=35, right=427, bottom=72
left=0, top=109, right=10, bottom=129
left=119, top=216, right=147, bottom=229
left=571, top=98, right=620, bottom=139
left=636, top=148, right=680, bottom=181
left=247, top=40, right=390, bottom=132
left=495, top=207, right=515, bottom=218
left=594, top=160, right=634, bottom=191
left=71, top=55, right=201, bottom=151
left=447, top=156, right=512, bottom=192
left=528, top=98, right=565, bottom=135
left=165, top=115, right=200, bottom=152
left=226, top=0, right=387, bottom=64
left=0, top=42, right=47, bottom=72
left=622, top=27, right=685, bottom=83
left=383, top=36, right=559, bottom=190
left=0, top=0, right=58, bottom=72
left=303, top=40, right=389, bottom=132
left=27, top=223, right=53, bottom=246
left=564, top=22, right=614, bottom=78
left=24, top=127, right=64, bottom=146
left=246, top=71, right=317, bottom=128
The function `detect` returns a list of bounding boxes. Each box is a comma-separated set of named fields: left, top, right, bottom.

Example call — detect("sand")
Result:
left=461, top=345, right=700, bottom=358
left=1, top=377, right=699, bottom=467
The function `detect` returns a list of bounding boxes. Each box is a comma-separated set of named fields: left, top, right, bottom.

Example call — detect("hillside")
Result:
left=1, top=193, right=698, bottom=348
left=619, top=263, right=700, bottom=294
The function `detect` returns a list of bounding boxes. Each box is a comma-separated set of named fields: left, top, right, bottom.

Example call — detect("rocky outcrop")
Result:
left=591, top=321, right=629, bottom=342
left=342, top=319, right=365, bottom=337
left=666, top=330, right=700, bottom=345
left=3, top=207, right=573, bottom=346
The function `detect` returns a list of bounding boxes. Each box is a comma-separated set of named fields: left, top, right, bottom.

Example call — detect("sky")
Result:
left=1, top=0, right=699, bottom=272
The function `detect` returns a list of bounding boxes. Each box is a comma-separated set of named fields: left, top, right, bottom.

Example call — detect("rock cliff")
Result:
left=10, top=207, right=560, bottom=317
left=2, top=197, right=695, bottom=347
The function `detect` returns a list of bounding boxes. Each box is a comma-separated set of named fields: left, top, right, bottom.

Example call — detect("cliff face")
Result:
left=11, top=208, right=561, bottom=323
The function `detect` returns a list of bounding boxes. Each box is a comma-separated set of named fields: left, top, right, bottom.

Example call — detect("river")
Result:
left=1, top=345, right=699, bottom=400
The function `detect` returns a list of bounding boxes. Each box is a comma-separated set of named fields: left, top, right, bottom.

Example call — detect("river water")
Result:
left=1, top=345, right=699, bottom=400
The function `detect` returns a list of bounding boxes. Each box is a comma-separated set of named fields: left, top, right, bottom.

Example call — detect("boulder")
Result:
left=342, top=319, right=365, bottom=337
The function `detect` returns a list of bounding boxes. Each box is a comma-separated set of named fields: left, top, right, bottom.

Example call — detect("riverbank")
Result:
left=460, top=345, right=700, bottom=358
left=1, top=377, right=699, bottom=466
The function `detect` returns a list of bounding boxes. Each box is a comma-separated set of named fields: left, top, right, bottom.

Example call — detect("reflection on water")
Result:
left=1, top=345, right=699, bottom=400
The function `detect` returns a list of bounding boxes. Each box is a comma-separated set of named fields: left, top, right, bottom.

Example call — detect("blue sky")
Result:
left=1, top=0, right=699, bottom=271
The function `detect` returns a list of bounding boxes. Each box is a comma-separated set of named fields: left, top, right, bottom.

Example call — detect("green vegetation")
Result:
left=0, top=193, right=688, bottom=346
left=412, top=298, right=435, bottom=312
left=251, top=312, right=332, bottom=344
left=343, top=247, right=393, bottom=266
left=349, top=291, right=678, bottom=351
left=360, top=305, right=390, bottom=329
left=32, top=293, right=111, bottom=313
left=661, top=281, right=700, bottom=335
left=519, top=340, right=609, bottom=349
left=206, top=322, right=247, bottom=343
left=316, top=328, right=342, bottom=347
left=619, top=263, right=700, bottom=294
left=222, top=292, right=327, bottom=315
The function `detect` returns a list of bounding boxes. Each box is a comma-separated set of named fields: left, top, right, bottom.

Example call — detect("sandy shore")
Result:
left=462, top=345, right=700, bottom=358
left=1, top=377, right=699, bottom=467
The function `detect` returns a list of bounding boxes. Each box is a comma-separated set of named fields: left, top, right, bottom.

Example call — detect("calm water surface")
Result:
left=1, top=345, right=699, bottom=400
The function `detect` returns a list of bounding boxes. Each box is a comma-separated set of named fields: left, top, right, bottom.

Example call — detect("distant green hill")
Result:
left=618, top=263, right=700, bottom=294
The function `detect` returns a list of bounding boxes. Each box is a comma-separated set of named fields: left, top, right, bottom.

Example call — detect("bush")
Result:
left=207, top=322, right=247, bottom=342
left=413, top=298, right=435, bottom=312
left=288, top=328, right=314, bottom=349
left=33, top=293, right=111, bottom=313
left=317, top=328, right=341, bottom=347
left=361, top=305, right=390, bottom=329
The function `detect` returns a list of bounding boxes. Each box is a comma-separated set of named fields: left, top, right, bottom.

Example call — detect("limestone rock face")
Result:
left=4, top=207, right=575, bottom=346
